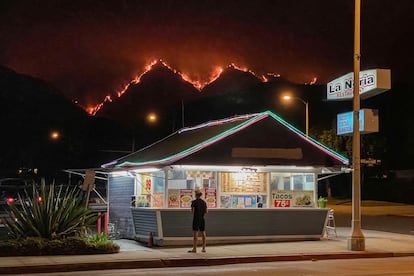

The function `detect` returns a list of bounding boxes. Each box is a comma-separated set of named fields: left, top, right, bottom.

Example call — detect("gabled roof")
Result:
left=102, top=111, right=349, bottom=169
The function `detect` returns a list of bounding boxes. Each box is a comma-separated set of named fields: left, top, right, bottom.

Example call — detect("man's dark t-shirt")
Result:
left=191, top=198, right=207, bottom=231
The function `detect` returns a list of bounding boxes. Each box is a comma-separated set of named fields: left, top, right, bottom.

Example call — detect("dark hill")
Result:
left=96, top=62, right=201, bottom=125
left=200, top=66, right=262, bottom=98
left=0, top=66, right=87, bottom=121
left=0, top=66, right=131, bottom=177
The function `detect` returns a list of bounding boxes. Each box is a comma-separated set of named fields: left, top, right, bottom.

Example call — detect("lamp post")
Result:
left=282, top=95, right=309, bottom=137
left=349, top=0, right=365, bottom=251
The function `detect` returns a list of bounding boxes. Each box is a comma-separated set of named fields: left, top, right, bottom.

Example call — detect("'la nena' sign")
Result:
left=327, top=69, right=391, bottom=100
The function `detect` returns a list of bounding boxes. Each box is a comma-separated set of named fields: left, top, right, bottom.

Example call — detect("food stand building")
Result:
left=101, top=110, right=349, bottom=246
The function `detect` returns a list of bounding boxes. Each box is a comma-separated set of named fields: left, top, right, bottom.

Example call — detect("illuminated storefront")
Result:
left=129, top=169, right=322, bottom=210
left=102, top=111, right=349, bottom=245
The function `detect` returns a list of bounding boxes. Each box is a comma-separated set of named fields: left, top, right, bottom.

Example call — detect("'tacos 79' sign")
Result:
left=327, top=69, right=391, bottom=101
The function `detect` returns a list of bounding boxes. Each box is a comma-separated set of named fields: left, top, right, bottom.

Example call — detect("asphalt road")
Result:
left=20, top=256, right=414, bottom=276
left=335, top=213, right=414, bottom=235
left=334, top=208, right=414, bottom=236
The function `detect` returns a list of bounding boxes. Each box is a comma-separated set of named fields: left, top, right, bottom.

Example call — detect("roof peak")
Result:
left=178, top=111, right=268, bottom=134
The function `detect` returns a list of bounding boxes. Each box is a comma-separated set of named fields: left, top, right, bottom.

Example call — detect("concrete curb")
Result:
left=2, top=251, right=414, bottom=275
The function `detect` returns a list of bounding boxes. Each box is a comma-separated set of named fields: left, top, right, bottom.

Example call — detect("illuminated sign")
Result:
left=327, top=69, right=391, bottom=100
left=337, top=109, right=379, bottom=135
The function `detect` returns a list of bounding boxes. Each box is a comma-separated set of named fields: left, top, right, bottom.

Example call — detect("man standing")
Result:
left=188, top=191, right=208, bottom=253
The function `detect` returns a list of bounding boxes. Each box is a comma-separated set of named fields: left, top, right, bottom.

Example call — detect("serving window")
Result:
left=167, top=170, right=217, bottom=208
left=133, top=171, right=164, bottom=208
left=219, top=172, right=268, bottom=208
left=270, top=173, right=316, bottom=208
left=270, top=173, right=315, bottom=191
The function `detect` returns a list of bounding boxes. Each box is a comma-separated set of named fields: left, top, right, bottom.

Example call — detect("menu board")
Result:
left=221, top=172, right=267, bottom=193
left=204, top=188, right=216, bottom=208
left=180, top=189, right=193, bottom=208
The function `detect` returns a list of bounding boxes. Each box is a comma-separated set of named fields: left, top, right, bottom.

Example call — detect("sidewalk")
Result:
left=1, top=227, right=414, bottom=274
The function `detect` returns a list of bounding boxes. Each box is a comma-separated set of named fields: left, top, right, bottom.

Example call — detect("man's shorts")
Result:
left=192, top=217, right=205, bottom=231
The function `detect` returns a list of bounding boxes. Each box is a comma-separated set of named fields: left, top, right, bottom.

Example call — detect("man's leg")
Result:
left=201, top=231, right=206, bottom=252
left=192, top=230, right=198, bottom=252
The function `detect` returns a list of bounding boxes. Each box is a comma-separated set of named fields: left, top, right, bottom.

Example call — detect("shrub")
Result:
left=0, top=236, right=120, bottom=256
left=0, top=180, right=119, bottom=256
left=88, top=232, right=109, bottom=243
left=4, top=181, right=97, bottom=239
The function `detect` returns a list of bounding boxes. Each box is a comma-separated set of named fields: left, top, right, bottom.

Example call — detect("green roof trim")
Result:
left=115, top=113, right=263, bottom=167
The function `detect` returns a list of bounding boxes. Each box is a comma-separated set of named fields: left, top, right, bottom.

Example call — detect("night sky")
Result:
left=0, top=0, right=412, bottom=108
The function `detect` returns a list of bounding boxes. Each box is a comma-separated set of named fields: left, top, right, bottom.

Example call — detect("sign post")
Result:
left=82, top=170, right=96, bottom=207
left=349, top=0, right=365, bottom=251
left=327, top=1, right=390, bottom=251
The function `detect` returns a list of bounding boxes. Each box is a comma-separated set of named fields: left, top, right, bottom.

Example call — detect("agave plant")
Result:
left=5, top=180, right=97, bottom=239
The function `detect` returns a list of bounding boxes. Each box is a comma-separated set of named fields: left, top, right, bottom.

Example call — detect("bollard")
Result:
left=103, top=212, right=108, bottom=235
left=147, top=232, right=154, bottom=247
left=97, top=212, right=101, bottom=234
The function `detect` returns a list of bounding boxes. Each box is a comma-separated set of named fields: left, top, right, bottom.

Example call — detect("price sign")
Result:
left=274, top=200, right=291, bottom=208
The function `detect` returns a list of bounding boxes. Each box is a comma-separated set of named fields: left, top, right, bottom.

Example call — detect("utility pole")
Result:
left=348, top=0, right=365, bottom=251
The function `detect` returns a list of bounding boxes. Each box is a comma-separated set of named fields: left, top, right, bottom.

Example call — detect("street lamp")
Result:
left=146, top=112, right=158, bottom=124
left=282, top=95, right=309, bottom=137
left=49, top=130, right=60, bottom=141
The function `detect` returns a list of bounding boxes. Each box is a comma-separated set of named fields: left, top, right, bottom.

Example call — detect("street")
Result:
left=17, top=256, right=414, bottom=276
left=333, top=203, right=414, bottom=236
left=340, top=214, right=414, bottom=236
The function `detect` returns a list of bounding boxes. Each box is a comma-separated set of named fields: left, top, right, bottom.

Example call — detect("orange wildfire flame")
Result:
left=85, top=59, right=313, bottom=116
left=309, top=77, right=318, bottom=85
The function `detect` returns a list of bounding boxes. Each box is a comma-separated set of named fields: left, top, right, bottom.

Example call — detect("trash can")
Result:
left=318, top=197, right=327, bottom=208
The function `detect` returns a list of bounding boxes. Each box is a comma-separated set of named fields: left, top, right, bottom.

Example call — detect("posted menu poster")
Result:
left=151, top=192, right=164, bottom=208
left=232, top=195, right=257, bottom=208
left=232, top=195, right=242, bottom=208
left=292, top=191, right=314, bottom=207
left=272, top=190, right=315, bottom=208
left=204, top=188, right=216, bottom=208
left=220, top=195, right=232, bottom=208
left=180, top=189, right=193, bottom=208
left=272, top=191, right=293, bottom=208
left=141, top=174, right=152, bottom=195
left=244, top=195, right=257, bottom=208
left=168, top=189, right=180, bottom=208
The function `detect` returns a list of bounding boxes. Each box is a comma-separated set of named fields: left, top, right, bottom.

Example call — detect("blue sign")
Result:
left=337, top=110, right=364, bottom=135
